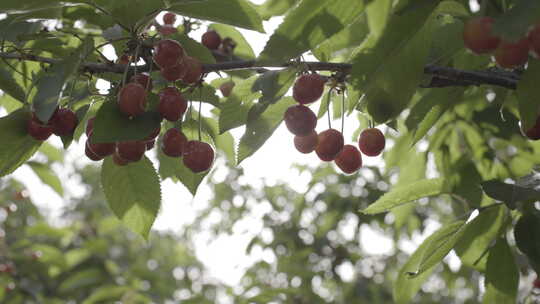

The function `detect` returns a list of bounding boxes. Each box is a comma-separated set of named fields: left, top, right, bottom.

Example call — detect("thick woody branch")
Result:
left=0, top=51, right=519, bottom=90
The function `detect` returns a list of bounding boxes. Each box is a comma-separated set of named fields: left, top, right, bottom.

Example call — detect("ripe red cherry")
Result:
left=50, top=108, right=78, bottom=136
left=153, top=39, right=185, bottom=68
left=161, top=128, right=188, bottom=157
left=112, top=151, right=129, bottom=166
left=87, top=136, right=115, bottom=157
left=358, top=128, right=385, bottom=156
left=293, top=74, right=326, bottom=104
left=85, top=141, right=103, bottom=161
left=529, top=24, right=540, bottom=57
left=118, top=54, right=130, bottom=65
left=86, top=117, right=95, bottom=136
left=183, top=141, right=214, bottom=173
left=335, top=145, right=362, bottom=174
left=182, top=56, right=203, bottom=84
left=116, top=141, right=146, bottom=162
left=201, top=30, right=221, bottom=50
left=463, top=17, right=500, bottom=54
left=118, top=83, right=147, bottom=117
left=159, top=25, right=177, bottom=36
left=158, top=87, right=187, bottom=121
left=315, top=129, right=344, bottom=161
left=130, top=73, right=152, bottom=91
left=220, top=81, right=235, bottom=97
left=494, top=38, right=530, bottom=68
left=522, top=117, right=540, bottom=140
left=294, top=130, right=318, bottom=154
left=27, top=114, right=53, bottom=141
left=163, top=12, right=176, bottom=25
left=160, top=62, right=186, bottom=82
left=534, top=277, right=540, bottom=289
left=284, top=105, right=317, bottom=136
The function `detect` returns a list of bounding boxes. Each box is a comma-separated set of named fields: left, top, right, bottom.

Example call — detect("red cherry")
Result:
left=494, top=38, right=530, bottom=68
left=220, top=81, right=235, bottom=97
left=163, top=12, right=176, bottom=25
left=183, top=141, right=214, bottom=173
left=294, top=130, right=318, bottom=154
left=284, top=105, right=317, bottom=136
left=463, top=17, right=500, bottom=54
left=158, top=87, right=188, bottom=121
left=153, top=39, right=185, bottom=68
left=160, top=62, right=186, bottom=82
left=112, top=151, right=129, bottom=166
left=161, top=128, right=188, bottom=157
left=529, top=24, right=540, bottom=57
left=159, top=25, right=177, bottom=36
left=201, top=30, right=221, bottom=50
left=523, top=117, right=540, bottom=140
left=50, top=108, right=78, bottom=136
left=358, top=128, right=385, bottom=157
left=116, top=141, right=146, bottom=162
left=87, top=136, right=115, bottom=157
left=534, top=277, right=540, bottom=289
left=335, top=145, right=362, bottom=174
left=118, top=54, right=130, bottom=65
left=85, top=141, right=103, bottom=161
left=292, top=74, right=326, bottom=104
left=86, top=117, right=95, bottom=136
left=315, top=129, right=344, bottom=161
left=27, top=114, right=53, bottom=141
left=130, top=73, right=153, bottom=91
left=118, top=83, right=147, bottom=117
left=182, top=56, right=203, bottom=84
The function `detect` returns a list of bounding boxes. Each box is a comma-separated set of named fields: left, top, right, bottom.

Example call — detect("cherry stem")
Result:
left=326, top=88, right=332, bottom=129
left=198, top=99, right=202, bottom=142
left=133, top=44, right=141, bottom=75
left=341, top=90, right=345, bottom=135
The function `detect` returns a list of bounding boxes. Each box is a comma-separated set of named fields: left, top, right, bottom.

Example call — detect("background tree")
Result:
left=1, top=0, right=540, bottom=303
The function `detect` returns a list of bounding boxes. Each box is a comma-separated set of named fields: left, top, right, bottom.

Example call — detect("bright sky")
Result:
left=4, top=0, right=464, bottom=289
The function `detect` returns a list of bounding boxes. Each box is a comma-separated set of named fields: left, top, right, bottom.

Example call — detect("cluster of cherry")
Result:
left=283, top=74, right=385, bottom=174
left=26, top=108, right=78, bottom=141
left=463, top=17, right=540, bottom=68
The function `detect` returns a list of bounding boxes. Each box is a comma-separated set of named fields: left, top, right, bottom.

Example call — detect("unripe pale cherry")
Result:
left=284, top=105, right=317, bottom=136
left=358, top=128, right=385, bottom=156
left=292, top=74, right=325, bottom=104
left=50, top=108, right=78, bottom=136
left=334, top=145, right=362, bottom=174
left=153, top=39, right=185, bottom=68
left=158, top=87, right=187, bottom=121
left=494, top=38, right=530, bottom=68
left=463, top=17, right=500, bottom=54
left=161, top=128, right=188, bottom=157
left=116, top=141, right=146, bottom=162
left=294, top=130, right=318, bottom=154
left=182, top=56, right=203, bottom=84
left=201, top=30, right=221, bottom=50
left=117, top=83, right=147, bottom=117
left=183, top=141, right=214, bottom=173
left=315, top=129, right=344, bottom=161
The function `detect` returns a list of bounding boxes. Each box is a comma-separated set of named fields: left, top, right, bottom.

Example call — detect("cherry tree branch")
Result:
left=0, top=51, right=519, bottom=90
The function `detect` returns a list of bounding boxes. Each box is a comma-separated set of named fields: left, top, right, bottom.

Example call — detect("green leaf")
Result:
left=252, top=68, right=296, bottom=104
left=514, top=214, right=540, bottom=274
left=492, top=1, right=540, bottom=42
left=362, top=178, right=449, bottom=214
left=73, top=98, right=104, bottom=141
left=38, top=142, right=63, bottom=162
left=32, top=36, right=93, bottom=122
left=516, top=59, right=540, bottom=131
left=481, top=180, right=540, bottom=209
left=82, top=286, right=132, bottom=304
left=0, top=0, right=64, bottom=13
left=482, top=238, right=519, bottom=304
left=350, top=0, right=438, bottom=123
left=218, top=75, right=261, bottom=133
left=169, top=0, right=264, bottom=32
left=101, top=156, right=161, bottom=239
left=92, top=98, right=161, bottom=144
left=27, top=161, right=63, bottom=196
left=58, top=268, right=105, bottom=294
left=237, top=97, right=295, bottom=165
left=454, top=205, right=506, bottom=272
left=406, top=88, right=465, bottom=145
left=173, top=34, right=216, bottom=64
left=0, top=18, right=41, bottom=42
left=0, top=66, right=26, bottom=103
left=0, top=110, right=41, bottom=177
left=209, top=23, right=256, bottom=59
left=182, top=84, right=221, bottom=108
left=259, top=0, right=365, bottom=62
left=256, top=0, right=300, bottom=20
left=393, top=220, right=466, bottom=304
